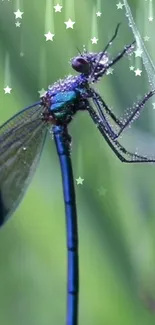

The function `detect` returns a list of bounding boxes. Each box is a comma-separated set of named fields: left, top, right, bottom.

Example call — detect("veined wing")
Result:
left=0, top=102, right=48, bottom=226
left=123, top=0, right=155, bottom=91
left=0, top=101, right=41, bottom=145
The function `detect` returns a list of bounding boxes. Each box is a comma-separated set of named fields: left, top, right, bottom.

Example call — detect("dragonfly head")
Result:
left=71, top=56, right=91, bottom=74
left=71, top=51, right=109, bottom=82
left=71, top=24, right=124, bottom=83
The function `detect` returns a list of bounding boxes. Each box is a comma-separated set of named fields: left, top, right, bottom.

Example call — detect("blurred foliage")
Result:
left=0, top=0, right=155, bottom=324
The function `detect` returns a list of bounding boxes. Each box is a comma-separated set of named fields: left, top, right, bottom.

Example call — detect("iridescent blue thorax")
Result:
left=42, top=74, right=90, bottom=125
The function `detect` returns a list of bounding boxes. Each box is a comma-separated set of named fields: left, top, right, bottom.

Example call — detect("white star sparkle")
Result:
left=149, top=17, right=153, bottom=22
left=106, top=68, right=114, bottom=75
left=15, top=21, right=21, bottom=27
left=134, top=48, right=143, bottom=57
left=91, top=37, right=98, bottom=44
left=98, top=187, right=107, bottom=196
left=14, top=9, right=23, bottom=19
left=4, top=86, right=12, bottom=94
left=116, top=2, right=124, bottom=9
left=76, top=177, right=84, bottom=185
left=44, top=31, right=55, bottom=41
left=144, top=35, right=150, bottom=41
left=38, top=88, right=46, bottom=97
left=129, top=65, right=134, bottom=71
left=64, top=19, right=75, bottom=29
left=96, top=11, right=102, bottom=17
left=152, top=103, right=155, bottom=109
left=134, top=68, right=142, bottom=76
left=54, top=4, right=62, bottom=12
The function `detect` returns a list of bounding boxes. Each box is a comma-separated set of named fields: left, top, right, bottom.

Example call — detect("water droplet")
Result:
left=49, top=128, right=53, bottom=134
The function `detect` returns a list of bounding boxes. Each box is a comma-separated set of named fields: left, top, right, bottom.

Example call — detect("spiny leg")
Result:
left=107, top=41, right=135, bottom=70
left=90, top=89, right=155, bottom=139
left=91, top=23, right=121, bottom=79
left=94, top=41, right=135, bottom=81
left=117, top=89, right=155, bottom=137
left=91, top=89, right=123, bottom=127
left=109, top=136, right=155, bottom=163
left=102, top=23, right=121, bottom=53
left=88, top=103, right=155, bottom=163
left=91, top=94, right=118, bottom=139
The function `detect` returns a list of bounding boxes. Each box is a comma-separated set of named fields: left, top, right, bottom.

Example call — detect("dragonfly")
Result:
left=0, top=23, right=155, bottom=325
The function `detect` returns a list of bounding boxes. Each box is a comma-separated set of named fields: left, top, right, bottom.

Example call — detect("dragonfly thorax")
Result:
left=40, top=70, right=91, bottom=126
left=41, top=83, right=89, bottom=126
left=47, top=74, right=88, bottom=95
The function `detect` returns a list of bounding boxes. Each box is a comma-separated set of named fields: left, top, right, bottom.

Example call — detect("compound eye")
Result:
left=71, top=57, right=90, bottom=74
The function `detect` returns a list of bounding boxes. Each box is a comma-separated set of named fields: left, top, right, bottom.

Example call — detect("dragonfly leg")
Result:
left=106, top=41, right=135, bottom=70
left=94, top=41, right=135, bottom=81
left=90, top=89, right=155, bottom=139
left=105, top=134, right=155, bottom=163
left=90, top=23, right=121, bottom=79
left=88, top=103, right=155, bottom=163
left=101, top=23, right=121, bottom=54
left=91, top=89, right=124, bottom=128
left=92, top=95, right=118, bottom=139
left=117, top=89, right=155, bottom=137
left=107, top=135, right=155, bottom=163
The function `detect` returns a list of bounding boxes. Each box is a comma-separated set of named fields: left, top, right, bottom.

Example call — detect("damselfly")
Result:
left=0, top=24, right=155, bottom=325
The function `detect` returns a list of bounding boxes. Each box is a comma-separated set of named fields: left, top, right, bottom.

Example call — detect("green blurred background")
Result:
left=1, top=0, right=155, bottom=324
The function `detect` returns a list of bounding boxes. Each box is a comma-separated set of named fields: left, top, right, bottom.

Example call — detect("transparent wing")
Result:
left=123, top=0, right=155, bottom=91
left=0, top=101, right=41, bottom=146
left=0, top=102, right=48, bottom=225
